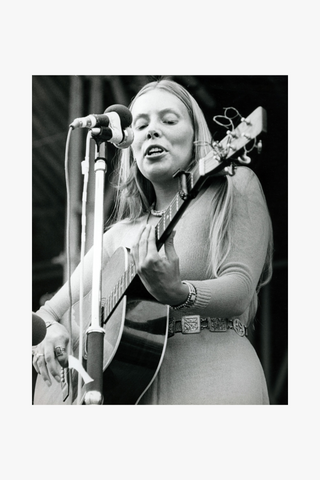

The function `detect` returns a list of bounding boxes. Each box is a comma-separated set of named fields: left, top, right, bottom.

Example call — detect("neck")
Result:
left=152, top=179, right=180, bottom=211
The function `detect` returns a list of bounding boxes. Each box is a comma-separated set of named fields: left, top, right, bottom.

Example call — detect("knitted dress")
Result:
left=37, top=166, right=272, bottom=405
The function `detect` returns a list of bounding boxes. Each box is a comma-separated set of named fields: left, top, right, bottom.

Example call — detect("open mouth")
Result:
left=145, top=145, right=167, bottom=157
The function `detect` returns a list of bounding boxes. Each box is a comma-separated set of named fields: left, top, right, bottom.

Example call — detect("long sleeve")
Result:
left=175, top=167, right=272, bottom=321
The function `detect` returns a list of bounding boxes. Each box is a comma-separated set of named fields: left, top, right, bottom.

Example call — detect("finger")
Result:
left=32, top=352, right=43, bottom=375
left=36, top=353, right=53, bottom=386
left=139, top=224, right=152, bottom=258
left=133, top=225, right=151, bottom=269
left=32, top=351, right=38, bottom=373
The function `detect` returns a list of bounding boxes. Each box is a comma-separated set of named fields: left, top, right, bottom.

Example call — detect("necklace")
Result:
left=150, top=202, right=167, bottom=217
left=150, top=207, right=166, bottom=217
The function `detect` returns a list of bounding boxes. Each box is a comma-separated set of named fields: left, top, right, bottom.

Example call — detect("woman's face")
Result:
left=131, top=89, right=194, bottom=185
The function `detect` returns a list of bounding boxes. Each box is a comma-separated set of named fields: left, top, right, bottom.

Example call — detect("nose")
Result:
left=147, top=128, right=160, bottom=139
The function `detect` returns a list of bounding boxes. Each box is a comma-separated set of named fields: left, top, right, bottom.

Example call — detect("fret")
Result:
left=114, top=284, right=119, bottom=304
left=126, top=265, right=131, bottom=286
left=129, top=261, right=136, bottom=280
left=118, top=273, right=124, bottom=296
left=158, top=215, right=165, bottom=239
left=106, top=295, right=111, bottom=318
left=177, top=192, right=184, bottom=211
left=191, top=163, right=201, bottom=185
left=108, top=290, right=113, bottom=312
left=188, top=171, right=194, bottom=190
left=156, top=222, right=161, bottom=242
left=111, top=287, right=116, bottom=310
left=165, top=205, right=171, bottom=224
left=125, top=266, right=130, bottom=289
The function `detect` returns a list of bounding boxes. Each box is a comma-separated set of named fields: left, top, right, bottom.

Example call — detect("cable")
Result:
left=64, top=127, right=74, bottom=347
left=64, top=126, right=74, bottom=401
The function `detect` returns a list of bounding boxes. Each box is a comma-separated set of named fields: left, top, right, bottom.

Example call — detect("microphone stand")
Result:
left=82, top=137, right=107, bottom=405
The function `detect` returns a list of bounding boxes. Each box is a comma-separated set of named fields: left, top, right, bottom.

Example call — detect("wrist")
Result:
left=170, top=282, right=189, bottom=307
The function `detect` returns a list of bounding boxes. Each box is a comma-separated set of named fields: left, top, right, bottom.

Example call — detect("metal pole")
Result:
left=83, top=142, right=107, bottom=405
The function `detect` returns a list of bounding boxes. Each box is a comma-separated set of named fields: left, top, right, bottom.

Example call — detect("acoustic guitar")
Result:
left=34, top=106, right=267, bottom=405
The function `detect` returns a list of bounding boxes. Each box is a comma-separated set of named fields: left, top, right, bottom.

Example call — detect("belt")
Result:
left=168, top=315, right=248, bottom=338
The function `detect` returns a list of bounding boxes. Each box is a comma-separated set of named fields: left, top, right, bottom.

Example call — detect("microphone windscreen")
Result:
left=32, top=313, right=47, bottom=346
left=104, top=104, right=132, bottom=129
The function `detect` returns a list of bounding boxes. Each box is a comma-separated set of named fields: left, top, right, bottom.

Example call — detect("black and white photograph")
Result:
left=32, top=75, right=288, bottom=406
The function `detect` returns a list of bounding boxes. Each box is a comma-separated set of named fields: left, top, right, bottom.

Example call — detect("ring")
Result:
left=54, top=346, right=66, bottom=357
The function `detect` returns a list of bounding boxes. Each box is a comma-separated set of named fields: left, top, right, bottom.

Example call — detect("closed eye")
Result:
left=134, top=123, right=148, bottom=130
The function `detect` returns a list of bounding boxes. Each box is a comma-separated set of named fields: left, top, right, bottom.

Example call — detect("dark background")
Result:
left=32, top=75, right=288, bottom=404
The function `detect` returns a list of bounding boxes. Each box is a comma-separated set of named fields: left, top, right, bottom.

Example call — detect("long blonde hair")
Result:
left=111, top=79, right=272, bottom=318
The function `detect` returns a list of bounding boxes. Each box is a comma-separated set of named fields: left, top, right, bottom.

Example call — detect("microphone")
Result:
left=91, top=125, right=134, bottom=149
left=32, top=312, right=47, bottom=346
left=70, top=104, right=134, bottom=148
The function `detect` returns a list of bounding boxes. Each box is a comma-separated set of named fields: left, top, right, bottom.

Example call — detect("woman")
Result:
left=33, top=79, right=273, bottom=404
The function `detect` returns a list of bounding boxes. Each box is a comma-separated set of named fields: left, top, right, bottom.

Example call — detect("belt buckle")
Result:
left=208, top=318, right=228, bottom=332
left=181, top=315, right=201, bottom=334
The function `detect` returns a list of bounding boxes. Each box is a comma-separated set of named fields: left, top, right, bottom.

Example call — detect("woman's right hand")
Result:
left=32, top=321, right=70, bottom=387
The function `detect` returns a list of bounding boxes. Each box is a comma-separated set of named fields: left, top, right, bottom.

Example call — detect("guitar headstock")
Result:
left=198, top=106, right=267, bottom=178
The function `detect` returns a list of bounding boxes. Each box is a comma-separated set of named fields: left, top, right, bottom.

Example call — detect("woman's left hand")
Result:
left=131, top=224, right=188, bottom=306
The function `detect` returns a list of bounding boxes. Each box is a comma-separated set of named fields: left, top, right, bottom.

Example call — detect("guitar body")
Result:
left=34, top=247, right=169, bottom=405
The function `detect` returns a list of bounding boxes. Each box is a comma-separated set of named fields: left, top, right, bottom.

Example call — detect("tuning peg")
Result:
left=224, top=165, right=236, bottom=176
left=242, top=133, right=252, bottom=140
left=241, top=117, right=252, bottom=126
left=257, top=140, right=263, bottom=154
left=237, top=154, right=251, bottom=165
left=227, top=130, right=238, bottom=139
